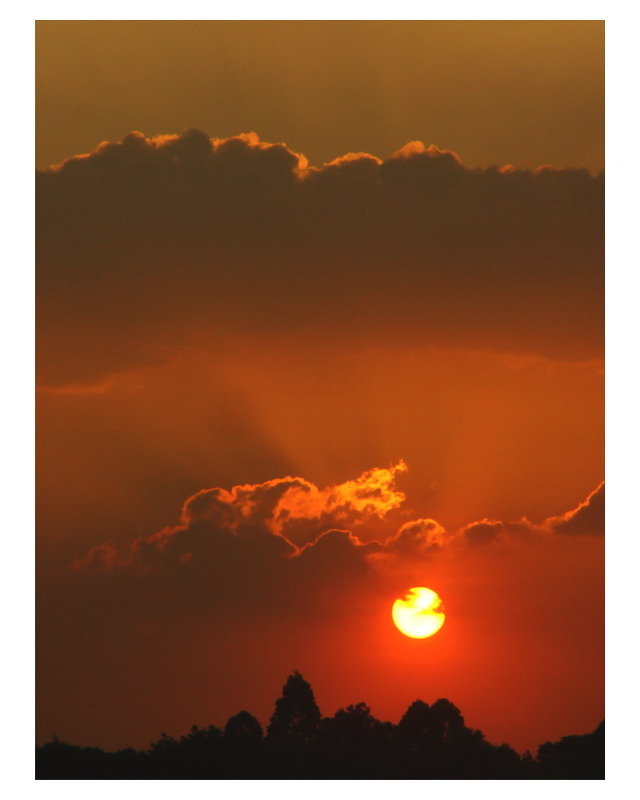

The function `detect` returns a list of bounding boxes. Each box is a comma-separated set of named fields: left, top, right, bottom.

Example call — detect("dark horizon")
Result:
left=36, top=671, right=605, bottom=780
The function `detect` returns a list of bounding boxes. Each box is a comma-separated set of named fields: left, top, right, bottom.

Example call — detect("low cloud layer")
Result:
left=75, top=463, right=604, bottom=616
left=37, top=130, right=603, bottom=387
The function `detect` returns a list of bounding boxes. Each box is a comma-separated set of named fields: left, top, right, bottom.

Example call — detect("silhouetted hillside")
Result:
left=36, top=672, right=604, bottom=779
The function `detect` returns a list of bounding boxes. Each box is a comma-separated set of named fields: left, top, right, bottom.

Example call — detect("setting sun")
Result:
left=392, top=587, right=446, bottom=638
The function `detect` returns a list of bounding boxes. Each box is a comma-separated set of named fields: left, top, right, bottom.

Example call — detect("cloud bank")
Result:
left=37, top=130, right=603, bottom=387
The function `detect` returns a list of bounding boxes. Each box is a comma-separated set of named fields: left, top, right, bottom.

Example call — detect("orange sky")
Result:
left=36, top=21, right=604, bottom=757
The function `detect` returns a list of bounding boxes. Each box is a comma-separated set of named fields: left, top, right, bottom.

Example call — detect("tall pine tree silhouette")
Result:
left=266, top=670, right=321, bottom=746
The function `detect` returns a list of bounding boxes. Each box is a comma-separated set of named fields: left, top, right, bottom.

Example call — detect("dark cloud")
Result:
left=63, top=463, right=439, bottom=649
left=457, top=484, right=605, bottom=546
left=37, top=130, right=603, bottom=387
left=73, top=465, right=408, bottom=619
left=546, top=482, right=604, bottom=536
left=295, top=529, right=381, bottom=585
left=461, top=519, right=537, bottom=546
left=383, top=517, right=445, bottom=557
left=75, top=475, right=605, bottom=603
left=79, top=460, right=393, bottom=544
left=463, top=521, right=503, bottom=547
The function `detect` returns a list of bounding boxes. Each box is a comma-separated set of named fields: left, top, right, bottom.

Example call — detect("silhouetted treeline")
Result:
left=36, top=671, right=604, bottom=779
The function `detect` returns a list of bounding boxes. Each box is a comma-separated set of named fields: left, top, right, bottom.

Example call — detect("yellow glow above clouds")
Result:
left=392, top=587, right=445, bottom=639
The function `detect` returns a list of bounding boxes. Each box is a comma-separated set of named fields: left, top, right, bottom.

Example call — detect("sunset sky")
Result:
left=35, top=19, right=604, bottom=758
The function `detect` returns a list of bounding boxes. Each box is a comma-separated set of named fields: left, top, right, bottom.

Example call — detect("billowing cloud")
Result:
left=74, top=462, right=604, bottom=615
left=383, top=517, right=446, bottom=556
left=37, top=130, right=603, bottom=387
left=269, top=461, right=407, bottom=544
left=75, top=463, right=407, bottom=578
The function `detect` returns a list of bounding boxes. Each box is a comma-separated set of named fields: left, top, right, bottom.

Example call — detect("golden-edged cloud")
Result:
left=76, top=462, right=406, bottom=573
left=74, top=462, right=603, bottom=608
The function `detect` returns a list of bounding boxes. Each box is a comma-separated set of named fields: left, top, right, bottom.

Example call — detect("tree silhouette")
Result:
left=35, top=673, right=604, bottom=779
left=224, top=710, right=263, bottom=741
left=147, top=724, right=223, bottom=778
left=266, top=670, right=321, bottom=746
left=536, top=720, right=604, bottom=779
left=430, top=697, right=466, bottom=741
left=317, top=703, right=394, bottom=778
left=398, top=699, right=437, bottom=748
left=222, top=711, right=264, bottom=778
left=395, top=697, right=522, bottom=778
left=265, top=670, right=322, bottom=777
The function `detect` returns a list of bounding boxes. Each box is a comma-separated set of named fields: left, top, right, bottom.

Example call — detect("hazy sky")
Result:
left=37, top=20, right=604, bottom=172
left=36, top=20, right=604, bottom=757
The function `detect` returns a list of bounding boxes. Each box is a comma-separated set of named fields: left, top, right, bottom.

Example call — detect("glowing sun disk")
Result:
left=392, top=587, right=445, bottom=638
